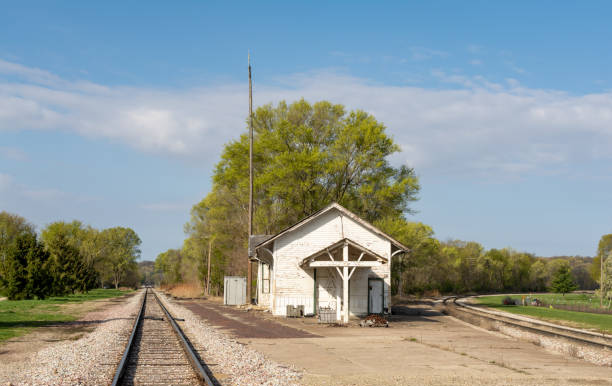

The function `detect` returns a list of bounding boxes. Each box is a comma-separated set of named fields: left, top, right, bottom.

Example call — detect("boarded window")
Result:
left=262, top=263, right=270, bottom=294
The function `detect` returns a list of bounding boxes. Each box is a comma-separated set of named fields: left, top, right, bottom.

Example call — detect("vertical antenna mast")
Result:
left=247, top=51, right=253, bottom=303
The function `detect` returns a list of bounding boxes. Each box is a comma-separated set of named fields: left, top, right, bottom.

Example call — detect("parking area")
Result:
left=180, top=300, right=612, bottom=386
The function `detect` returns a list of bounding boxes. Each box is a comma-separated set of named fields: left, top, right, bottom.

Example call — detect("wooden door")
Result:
left=368, top=278, right=383, bottom=314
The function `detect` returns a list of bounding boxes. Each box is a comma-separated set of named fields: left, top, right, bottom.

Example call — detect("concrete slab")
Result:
left=186, top=300, right=612, bottom=386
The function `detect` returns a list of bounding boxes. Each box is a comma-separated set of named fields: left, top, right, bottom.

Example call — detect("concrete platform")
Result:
left=181, top=300, right=612, bottom=386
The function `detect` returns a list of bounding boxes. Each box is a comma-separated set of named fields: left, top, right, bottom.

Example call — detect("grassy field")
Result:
left=475, top=295, right=612, bottom=333
left=0, top=289, right=132, bottom=343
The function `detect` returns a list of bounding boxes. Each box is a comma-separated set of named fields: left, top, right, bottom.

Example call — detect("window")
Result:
left=262, top=263, right=270, bottom=294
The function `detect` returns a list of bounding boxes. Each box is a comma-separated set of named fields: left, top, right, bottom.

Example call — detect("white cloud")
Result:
left=467, top=44, right=483, bottom=54
left=409, top=47, right=449, bottom=61
left=0, top=172, right=13, bottom=191
left=141, top=201, right=190, bottom=212
left=0, top=147, right=28, bottom=161
left=22, top=188, right=68, bottom=201
left=1, top=60, right=612, bottom=178
left=0, top=171, right=90, bottom=205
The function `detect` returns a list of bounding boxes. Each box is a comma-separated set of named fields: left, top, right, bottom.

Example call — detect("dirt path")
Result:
left=181, top=300, right=317, bottom=339
left=0, top=292, right=137, bottom=365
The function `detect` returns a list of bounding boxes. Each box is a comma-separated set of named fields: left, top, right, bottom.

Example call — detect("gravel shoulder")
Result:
left=156, top=291, right=302, bottom=386
left=0, top=290, right=143, bottom=385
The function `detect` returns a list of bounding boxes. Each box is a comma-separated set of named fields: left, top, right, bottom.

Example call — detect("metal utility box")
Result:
left=224, top=276, right=247, bottom=305
left=286, top=305, right=304, bottom=318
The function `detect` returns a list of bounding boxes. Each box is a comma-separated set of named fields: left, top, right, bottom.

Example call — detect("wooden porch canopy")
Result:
left=299, top=238, right=387, bottom=268
left=300, top=238, right=388, bottom=323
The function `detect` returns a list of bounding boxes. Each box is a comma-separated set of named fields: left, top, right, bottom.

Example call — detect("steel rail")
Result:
left=111, top=288, right=216, bottom=386
left=446, top=296, right=612, bottom=350
left=111, top=287, right=148, bottom=386
left=151, top=289, right=216, bottom=386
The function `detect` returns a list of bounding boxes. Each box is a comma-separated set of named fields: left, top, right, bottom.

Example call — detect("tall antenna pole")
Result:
left=247, top=51, right=253, bottom=303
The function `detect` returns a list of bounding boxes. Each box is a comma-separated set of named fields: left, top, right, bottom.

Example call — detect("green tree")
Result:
left=46, top=232, right=83, bottom=295
left=2, top=233, right=52, bottom=299
left=185, top=99, right=420, bottom=285
left=443, top=240, right=483, bottom=293
left=101, top=227, right=140, bottom=289
left=528, top=260, right=548, bottom=291
left=550, top=264, right=578, bottom=296
left=24, top=235, right=53, bottom=299
left=374, top=217, right=440, bottom=295
left=0, top=212, right=35, bottom=285
left=41, top=221, right=97, bottom=294
left=591, top=234, right=612, bottom=283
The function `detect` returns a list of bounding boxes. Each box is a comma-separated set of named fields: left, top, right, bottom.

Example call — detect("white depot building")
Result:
left=251, top=202, right=409, bottom=323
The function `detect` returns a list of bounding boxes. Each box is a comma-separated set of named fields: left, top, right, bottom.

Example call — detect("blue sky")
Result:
left=1, top=1, right=611, bottom=259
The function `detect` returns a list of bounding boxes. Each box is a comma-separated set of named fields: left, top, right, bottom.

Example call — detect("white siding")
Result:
left=269, top=208, right=392, bottom=317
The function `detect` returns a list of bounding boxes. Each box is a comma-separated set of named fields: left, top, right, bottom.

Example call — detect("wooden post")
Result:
left=247, top=52, right=254, bottom=304
left=206, top=238, right=213, bottom=296
left=336, top=269, right=342, bottom=322
left=343, top=242, right=349, bottom=323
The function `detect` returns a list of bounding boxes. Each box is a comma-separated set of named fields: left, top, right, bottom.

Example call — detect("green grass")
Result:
left=477, top=293, right=603, bottom=308
left=475, top=295, right=612, bottom=333
left=0, top=289, right=132, bottom=342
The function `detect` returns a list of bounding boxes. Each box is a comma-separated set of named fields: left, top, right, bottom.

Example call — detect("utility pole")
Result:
left=247, top=52, right=254, bottom=304
left=207, top=237, right=213, bottom=296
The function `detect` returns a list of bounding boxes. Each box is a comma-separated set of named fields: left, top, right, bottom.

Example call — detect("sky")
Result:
left=1, top=1, right=611, bottom=259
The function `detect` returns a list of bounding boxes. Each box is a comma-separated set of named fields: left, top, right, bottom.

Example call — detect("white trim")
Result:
left=309, top=261, right=382, bottom=267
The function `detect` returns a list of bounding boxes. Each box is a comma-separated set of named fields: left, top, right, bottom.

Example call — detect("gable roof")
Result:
left=254, top=202, right=409, bottom=253
left=298, top=238, right=389, bottom=267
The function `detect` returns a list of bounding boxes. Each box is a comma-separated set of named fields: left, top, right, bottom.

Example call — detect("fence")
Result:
left=540, top=302, right=612, bottom=315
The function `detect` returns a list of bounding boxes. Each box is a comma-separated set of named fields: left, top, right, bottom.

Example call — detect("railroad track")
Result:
left=443, top=296, right=612, bottom=350
left=112, top=288, right=216, bottom=386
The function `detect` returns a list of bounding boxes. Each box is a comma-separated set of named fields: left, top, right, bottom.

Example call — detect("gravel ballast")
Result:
left=0, top=290, right=143, bottom=385
left=156, top=292, right=302, bottom=386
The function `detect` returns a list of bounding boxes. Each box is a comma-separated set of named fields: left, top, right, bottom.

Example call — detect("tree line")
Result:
left=0, top=211, right=141, bottom=300
left=154, top=99, right=608, bottom=300
left=389, top=223, right=599, bottom=296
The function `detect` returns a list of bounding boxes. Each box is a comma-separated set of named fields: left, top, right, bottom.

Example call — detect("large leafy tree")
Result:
left=592, top=234, right=612, bottom=284
left=186, top=99, right=420, bottom=282
left=41, top=221, right=98, bottom=294
left=603, top=251, right=612, bottom=308
left=101, top=227, right=141, bottom=289
left=374, top=217, right=440, bottom=295
left=0, top=212, right=36, bottom=283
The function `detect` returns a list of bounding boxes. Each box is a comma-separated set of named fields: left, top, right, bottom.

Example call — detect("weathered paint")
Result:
left=255, top=206, right=393, bottom=319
